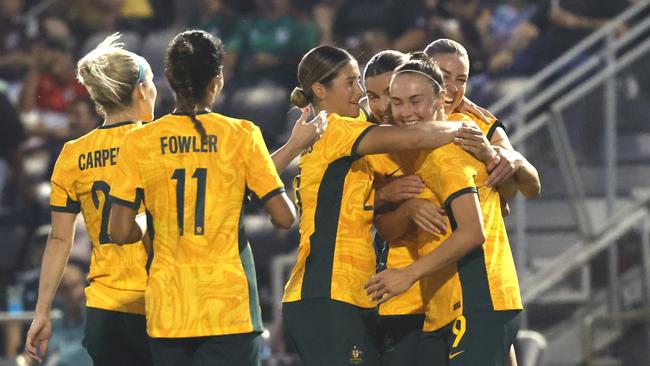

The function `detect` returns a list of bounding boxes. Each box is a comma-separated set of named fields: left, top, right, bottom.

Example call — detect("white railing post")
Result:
left=604, top=30, right=621, bottom=315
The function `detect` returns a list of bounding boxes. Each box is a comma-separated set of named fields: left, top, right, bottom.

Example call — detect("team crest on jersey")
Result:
left=349, top=345, right=363, bottom=364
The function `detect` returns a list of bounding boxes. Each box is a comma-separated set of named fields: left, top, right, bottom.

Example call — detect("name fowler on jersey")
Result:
left=160, top=134, right=218, bottom=154
left=78, top=147, right=120, bottom=171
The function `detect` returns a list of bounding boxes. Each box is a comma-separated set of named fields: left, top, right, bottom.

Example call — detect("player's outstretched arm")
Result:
left=25, top=211, right=77, bottom=363
left=355, top=121, right=464, bottom=156
left=271, top=107, right=327, bottom=173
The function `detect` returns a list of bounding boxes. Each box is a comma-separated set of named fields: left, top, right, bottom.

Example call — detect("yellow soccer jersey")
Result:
left=283, top=113, right=378, bottom=308
left=412, top=140, right=522, bottom=332
left=110, top=112, right=284, bottom=338
left=365, top=153, right=428, bottom=316
left=50, top=122, right=148, bottom=315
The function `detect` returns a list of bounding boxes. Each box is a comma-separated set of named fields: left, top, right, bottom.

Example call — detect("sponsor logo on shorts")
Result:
left=449, top=350, right=465, bottom=360
left=349, top=345, right=364, bottom=364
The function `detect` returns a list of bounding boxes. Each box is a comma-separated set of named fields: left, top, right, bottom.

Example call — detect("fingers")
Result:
left=39, top=339, right=49, bottom=359
left=297, top=106, right=311, bottom=124
left=478, top=105, right=497, bottom=120
left=376, top=290, right=395, bottom=304
left=454, top=137, right=483, bottom=150
left=413, top=210, right=447, bottom=234
left=486, top=155, right=500, bottom=172
left=25, top=337, right=42, bottom=363
left=364, top=277, right=384, bottom=294
left=486, top=159, right=514, bottom=187
left=413, top=215, right=439, bottom=234
left=457, top=126, right=483, bottom=137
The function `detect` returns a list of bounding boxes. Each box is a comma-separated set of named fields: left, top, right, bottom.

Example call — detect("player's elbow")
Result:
left=522, top=180, right=541, bottom=198
left=271, top=210, right=295, bottom=230
left=265, top=193, right=296, bottom=230
left=464, top=227, right=486, bottom=250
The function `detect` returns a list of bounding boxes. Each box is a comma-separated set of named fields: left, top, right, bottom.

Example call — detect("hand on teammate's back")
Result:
left=376, top=175, right=425, bottom=203
left=25, top=314, right=52, bottom=363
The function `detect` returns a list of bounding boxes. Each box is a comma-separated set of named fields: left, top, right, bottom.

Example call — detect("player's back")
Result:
left=50, top=122, right=148, bottom=314
left=113, top=112, right=284, bottom=337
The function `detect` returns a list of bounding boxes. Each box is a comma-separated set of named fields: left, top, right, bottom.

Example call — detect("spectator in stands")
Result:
left=18, top=36, right=87, bottom=140
left=489, top=0, right=630, bottom=75
left=0, top=90, right=28, bottom=209
left=330, top=0, right=427, bottom=62
left=66, top=0, right=124, bottom=35
left=0, top=0, right=36, bottom=81
left=422, top=0, right=492, bottom=74
left=66, top=98, right=101, bottom=139
left=190, top=0, right=240, bottom=44
left=225, top=0, right=317, bottom=88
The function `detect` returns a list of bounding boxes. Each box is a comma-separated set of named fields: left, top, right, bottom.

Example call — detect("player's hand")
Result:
left=486, top=147, right=524, bottom=187
left=288, top=107, right=327, bottom=151
left=454, top=124, right=498, bottom=164
left=25, top=314, right=52, bottom=363
left=456, top=96, right=495, bottom=124
left=376, top=175, right=425, bottom=203
left=364, top=268, right=416, bottom=304
left=404, top=198, right=447, bottom=234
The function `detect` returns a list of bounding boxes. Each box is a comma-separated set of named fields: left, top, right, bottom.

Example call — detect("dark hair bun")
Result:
left=291, top=87, right=310, bottom=108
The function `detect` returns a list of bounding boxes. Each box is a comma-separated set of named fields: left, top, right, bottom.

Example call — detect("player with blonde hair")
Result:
left=25, top=33, right=156, bottom=365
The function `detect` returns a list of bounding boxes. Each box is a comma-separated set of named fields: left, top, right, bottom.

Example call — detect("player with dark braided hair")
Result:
left=107, top=29, right=317, bottom=366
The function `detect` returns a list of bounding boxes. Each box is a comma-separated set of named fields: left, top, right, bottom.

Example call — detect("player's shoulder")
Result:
left=201, top=112, right=260, bottom=135
left=59, top=128, right=101, bottom=155
left=448, top=112, right=495, bottom=135
left=429, top=139, right=480, bottom=166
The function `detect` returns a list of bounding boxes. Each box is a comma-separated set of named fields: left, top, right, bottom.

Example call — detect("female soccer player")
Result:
left=108, top=30, right=296, bottom=366
left=281, top=45, right=468, bottom=365
left=25, top=34, right=156, bottom=365
left=365, top=56, right=522, bottom=366
left=363, top=50, right=441, bottom=366
left=426, top=39, right=540, bottom=198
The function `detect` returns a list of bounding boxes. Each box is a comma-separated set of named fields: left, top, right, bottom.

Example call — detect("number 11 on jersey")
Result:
left=171, top=168, right=207, bottom=236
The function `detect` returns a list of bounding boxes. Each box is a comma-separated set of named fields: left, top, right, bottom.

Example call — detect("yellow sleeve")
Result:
left=50, top=144, right=80, bottom=213
left=244, top=123, right=285, bottom=203
left=109, top=134, right=144, bottom=210
left=420, top=145, right=482, bottom=210
left=321, top=116, right=377, bottom=162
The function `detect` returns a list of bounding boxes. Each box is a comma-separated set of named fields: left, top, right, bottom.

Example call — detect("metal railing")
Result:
left=488, top=0, right=650, bottom=307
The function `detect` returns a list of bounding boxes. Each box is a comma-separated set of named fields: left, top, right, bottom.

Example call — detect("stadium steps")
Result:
left=532, top=266, right=645, bottom=366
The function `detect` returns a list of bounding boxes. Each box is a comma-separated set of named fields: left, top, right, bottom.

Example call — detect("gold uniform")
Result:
left=402, top=113, right=522, bottom=332
left=50, top=122, right=148, bottom=315
left=365, top=153, right=430, bottom=316
left=110, top=112, right=284, bottom=338
left=283, top=113, right=377, bottom=308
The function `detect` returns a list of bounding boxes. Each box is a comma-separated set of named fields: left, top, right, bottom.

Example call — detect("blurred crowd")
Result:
left=0, top=0, right=633, bottom=363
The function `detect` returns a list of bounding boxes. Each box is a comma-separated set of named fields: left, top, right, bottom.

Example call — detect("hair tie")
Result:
left=136, top=61, right=146, bottom=84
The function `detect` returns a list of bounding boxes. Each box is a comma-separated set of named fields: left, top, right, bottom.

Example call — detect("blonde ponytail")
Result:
left=76, top=33, right=147, bottom=117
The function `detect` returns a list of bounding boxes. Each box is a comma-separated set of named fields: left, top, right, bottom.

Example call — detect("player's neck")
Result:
left=103, top=109, right=141, bottom=126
